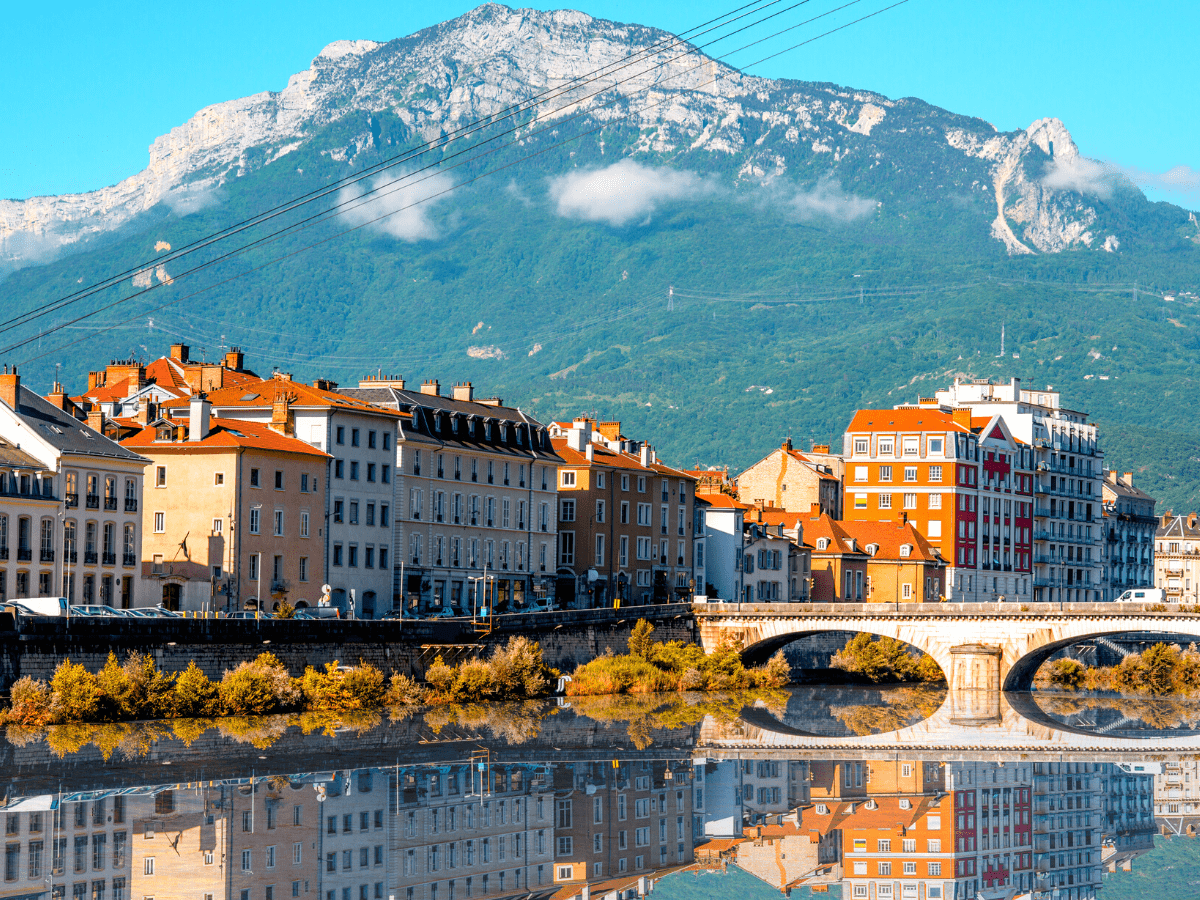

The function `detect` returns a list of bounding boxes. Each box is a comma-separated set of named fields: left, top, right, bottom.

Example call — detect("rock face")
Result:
left=0, top=3, right=1133, bottom=267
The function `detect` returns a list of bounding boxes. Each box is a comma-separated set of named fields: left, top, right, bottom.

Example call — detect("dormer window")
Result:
left=815, top=804, right=829, bottom=815
left=864, top=800, right=878, bottom=810
left=865, top=543, right=879, bottom=556
left=899, top=544, right=912, bottom=558
left=155, top=425, right=174, bottom=442
left=816, top=538, right=830, bottom=551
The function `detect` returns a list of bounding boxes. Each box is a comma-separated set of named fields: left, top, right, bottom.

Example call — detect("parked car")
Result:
left=227, top=611, right=265, bottom=619
left=70, top=605, right=122, bottom=617
left=526, top=600, right=557, bottom=613
left=125, top=607, right=182, bottom=618
left=4, top=597, right=69, bottom=617
left=295, top=607, right=341, bottom=620
left=427, top=607, right=459, bottom=618
left=380, top=608, right=418, bottom=620
left=1116, top=588, right=1166, bottom=603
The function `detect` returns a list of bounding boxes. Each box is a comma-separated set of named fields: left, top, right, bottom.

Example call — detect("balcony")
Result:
left=271, top=579, right=288, bottom=592
left=122, top=553, right=136, bottom=567
left=85, top=494, right=100, bottom=509
left=84, top=551, right=98, bottom=565
left=1033, top=530, right=1051, bottom=542
left=40, top=549, right=55, bottom=563
left=102, top=552, right=117, bottom=566
left=65, top=492, right=79, bottom=508
left=104, top=497, right=117, bottom=511
left=17, top=548, right=32, bottom=562
left=125, top=498, right=138, bottom=512
left=1034, top=506, right=1051, bottom=518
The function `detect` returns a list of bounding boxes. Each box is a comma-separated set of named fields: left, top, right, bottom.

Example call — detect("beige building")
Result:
left=736, top=439, right=842, bottom=518
left=122, top=396, right=329, bottom=611
left=1100, top=470, right=1156, bottom=601
left=1155, top=512, right=1200, bottom=604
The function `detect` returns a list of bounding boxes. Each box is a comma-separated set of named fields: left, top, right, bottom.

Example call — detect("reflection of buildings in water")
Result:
left=690, top=760, right=809, bottom=839
left=946, top=761, right=1033, bottom=900
left=2, top=795, right=135, bottom=900
left=130, top=787, right=228, bottom=900
left=1099, top=764, right=1157, bottom=875
left=1153, top=759, right=1200, bottom=837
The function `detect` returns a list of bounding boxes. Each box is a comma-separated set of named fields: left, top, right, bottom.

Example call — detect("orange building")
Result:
left=806, top=510, right=945, bottom=603
left=841, top=407, right=1032, bottom=603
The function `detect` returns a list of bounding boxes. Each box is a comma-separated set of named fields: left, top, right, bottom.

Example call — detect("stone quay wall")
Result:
left=0, top=606, right=695, bottom=690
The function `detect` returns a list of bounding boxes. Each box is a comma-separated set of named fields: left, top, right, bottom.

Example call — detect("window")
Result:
left=561, top=471, right=576, bottom=487
left=300, top=512, right=309, bottom=537
left=854, top=494, right=867, bottom=510
left=560, top=499, right=575, bottom=522
left=879, top=493, right=892, bottom=509
left=250, top=468, right=260, bottom=487
left=927, top=861, right=942, bottom=876
left=275, top=471, right=284, bottom=490
left=336, top=427, right=345, bottom=445
left=274, top=510, right=284, bottom=536
left=929, top=437, right=943, bottom=454
left=903, top=493, right=917, bottom=509
left=904, top=466, right=917, bottom=482
left=335, top=460, right=344, bottom=479
left=350, top=461, right=359, bottom=480
left=929, top=465, right=942, bottom=481
left=298, top=557, right=308, bottom=582
left=250, top=508, right=261, bottom=534
left=928, top=493, right=942, bottom=509
left=879, top=465, right=892, bottom=482
left=214, top=472, right=224, bottom=485
left=560, top=532, right=574, bottom=566
left=155, top=466, right=166, bottom=487
left=153, top=512, right=164, bottom=533
left=145, top=858, right=156, bottom=875
left=351, top=429, right=360, bottom=447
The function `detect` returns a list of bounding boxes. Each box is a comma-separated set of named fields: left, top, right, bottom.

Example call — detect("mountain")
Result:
left=2, top=4, right=1200, bottom=509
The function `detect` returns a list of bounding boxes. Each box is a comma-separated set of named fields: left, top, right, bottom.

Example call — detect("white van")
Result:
left=1116, top=588, right=1165, bottom=603
left=5, top=597, right=70, bottom=617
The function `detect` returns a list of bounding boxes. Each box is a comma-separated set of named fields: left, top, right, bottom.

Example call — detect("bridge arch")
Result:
left=739, top=628, right=947, bottom=681
left=1001, top=627, right=1200, bottom=692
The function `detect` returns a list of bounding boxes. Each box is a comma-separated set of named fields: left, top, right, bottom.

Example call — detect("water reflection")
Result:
left=1, top=687, right=1196, bottom=900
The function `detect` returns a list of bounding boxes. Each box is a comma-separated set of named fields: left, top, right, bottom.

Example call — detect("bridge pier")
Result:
left=946, top=644, right=1002, bottom=725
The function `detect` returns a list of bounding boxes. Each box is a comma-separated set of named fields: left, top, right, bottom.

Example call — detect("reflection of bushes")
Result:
left=830, top=634, right=945, bottom=684
left=567, top=689, right=788, bottom=747
left=1037, top=643, right=1200, bottom=696
left=832, top=686, right=946, bottom=735
left=567, top=622, right=791, bottom=696
left=1035, top=692, right=1200, bottom=731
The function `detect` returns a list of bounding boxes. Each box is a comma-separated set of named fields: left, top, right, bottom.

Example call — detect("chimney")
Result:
left=86, top=409, right=104, bottom=433
left=952, top=408, right=973, bottom=430
left=46, top=382, right=69, bottom=411
left=809, top=502, right=821, bottom=519
left=0, top=366, right=20, bottom=410
left=313, top=378, right=339, bottom=392
left=596, top=421, right=622, bottom=441
left=87, top=370, right=106, bottom=391
left=420, top=379, right=440, bottom=396
left=270, top=391, right=294, bottom=436
left=136, top=399, right=155, bottom=426
left=1123, top=471, right=1134, bottom=486
left=223, top=347, right=244, bottom=371
left=189, top=394, right=211, bottom=441
left=170, top=343, right=190, bottom=363
left=566, top=420, right=591, bottom=452
left=811, top=443, right=830, bottom=454
left=640, top=443, right=652, bottom=467
left=452, top=382, right=474, bottom=402
left=271, top=370, right=292, bottom=382
left=782, top=436, right=793, bottom=452
left=1190, top=513, right=1197, bottom=531
left=585, top=442, right=594, bottom=462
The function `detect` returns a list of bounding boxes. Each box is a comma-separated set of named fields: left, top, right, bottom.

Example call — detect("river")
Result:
left=1, top=686, right=1195, bottom=900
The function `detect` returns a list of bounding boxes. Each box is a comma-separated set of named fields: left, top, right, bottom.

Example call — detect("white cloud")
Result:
left=549, top=159, right=716, bottom=226
left=164, top=183, right=222, bottom=217
left=1041, top=157, right=1124, bottom=199
left=785, top=176, right=876, bottom=222
left=1127, top=163, right=1200, bottom=203
left=336, top=170, right=454, bottom=241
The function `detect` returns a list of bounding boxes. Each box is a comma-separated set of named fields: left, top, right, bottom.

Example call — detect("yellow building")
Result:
left=736, top=439, right=842, bottom=518
left=122, top=397, right=330, bottom=611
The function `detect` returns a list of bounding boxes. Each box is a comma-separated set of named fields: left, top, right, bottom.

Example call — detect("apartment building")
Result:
left=0, top=369, right=149, bottom=608
left=167, top=373, right=402, bottom=618
left=1029, top=763, right=1103, bottom=900
left=736, top=438, right=842, bottom=518
left=1100, top=471, right=1157, bottom=601
left=805, top=512, right=945, bottom=603
left=120, top=396, right=329, bottom=611
left=1, top=793, right=135, bottom=900
left=1154, top=512, right=1200, bottom=604
left=942, top=761, right=1034, bottom=900
left=129, top=788, right=228, bottom=900
left=392, top=762, right=557, bottom=899
left=842, top=405, right=1034, bottom=603
left=341, top=378, right=560, bottom=614
left=317, top=771, right=390, bottom=900
left=920, top=378, right=1104, bottom=603
left=550, top=419, right=697, bottom=607
left=551, top=759, right=694, bottom=886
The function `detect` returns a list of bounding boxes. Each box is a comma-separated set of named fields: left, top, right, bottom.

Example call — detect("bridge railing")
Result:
left=692, top=600, right=1200, bottom=617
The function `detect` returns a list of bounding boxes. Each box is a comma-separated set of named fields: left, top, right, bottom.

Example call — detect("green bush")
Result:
left=628, top=620, right=656, bottom=660
left=1045, top=658, right=1086, bottom=690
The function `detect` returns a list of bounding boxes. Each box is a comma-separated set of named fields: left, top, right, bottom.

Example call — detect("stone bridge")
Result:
left=693, top=601, right=1200, bottom=693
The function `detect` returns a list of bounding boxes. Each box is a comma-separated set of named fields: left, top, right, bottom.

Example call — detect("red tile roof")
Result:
left=846, top=408, right=969, bottom=433
left=120, top=417, right=332, bottom=458
left=161, top=376, right=407, bottom=418
left=806, top=513, right=942, bottom=563
left=702, top=493, right=752, bottom=510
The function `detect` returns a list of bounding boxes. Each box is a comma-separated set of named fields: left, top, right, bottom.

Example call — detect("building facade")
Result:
left=121, top=397, right=330, bottom=612
left=1154, top=512, right=1200, bottom=604
left=806, top=512, right=946, bottom=604
left=1100, top=471, right=1157, bottom=602
left=550, top=419, right=696, bottom=607
left=735, top=438, right=842, bottom=518
left=0, top=370, right=149, bottom=609
left=342, top=378, right=560, bottom=615
left=923, top=379, right=1104, bottom=603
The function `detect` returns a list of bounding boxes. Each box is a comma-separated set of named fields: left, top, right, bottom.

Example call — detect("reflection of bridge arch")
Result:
left=695, top=602, right=1200, bottom=693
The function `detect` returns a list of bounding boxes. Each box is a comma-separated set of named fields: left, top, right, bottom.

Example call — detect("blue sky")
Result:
left=1, top=0, right=1196, bottom=206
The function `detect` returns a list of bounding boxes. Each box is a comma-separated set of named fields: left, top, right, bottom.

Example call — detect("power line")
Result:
left=11, top=0, right=915, bottom=366
left=0, top=0, right=800, bottom=339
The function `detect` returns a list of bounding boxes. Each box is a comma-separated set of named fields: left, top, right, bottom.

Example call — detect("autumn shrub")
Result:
left=1, top=676, right=52, bottom=727
left=48, top=660, right=102, bottom=722
left=750, top=651, right=792, bottom=689
left=628, top=619, right=656, bottom=660
left=274, top=601, right=297, bottom=619
left=174, top=663, right=221, bottom=717
left=95, top=653, right=176, bottom=720
left=383, top=673, right=425, bottom=706
left=487, top=637, right=550, bottom=698
left=300, top=662, right=387, bottom=710
left=424, top=655, right=457, bottom=697
left=219, top=653, right=301, bottom=715
left=453, top=659, right=497, bottom=700
left=1045, top=658, right=1086, bottom=690
left=831, top=634, right=945, bottom=684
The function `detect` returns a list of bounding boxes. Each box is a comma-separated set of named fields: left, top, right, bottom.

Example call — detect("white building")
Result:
left=0, top=370, right=149, bottom=608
